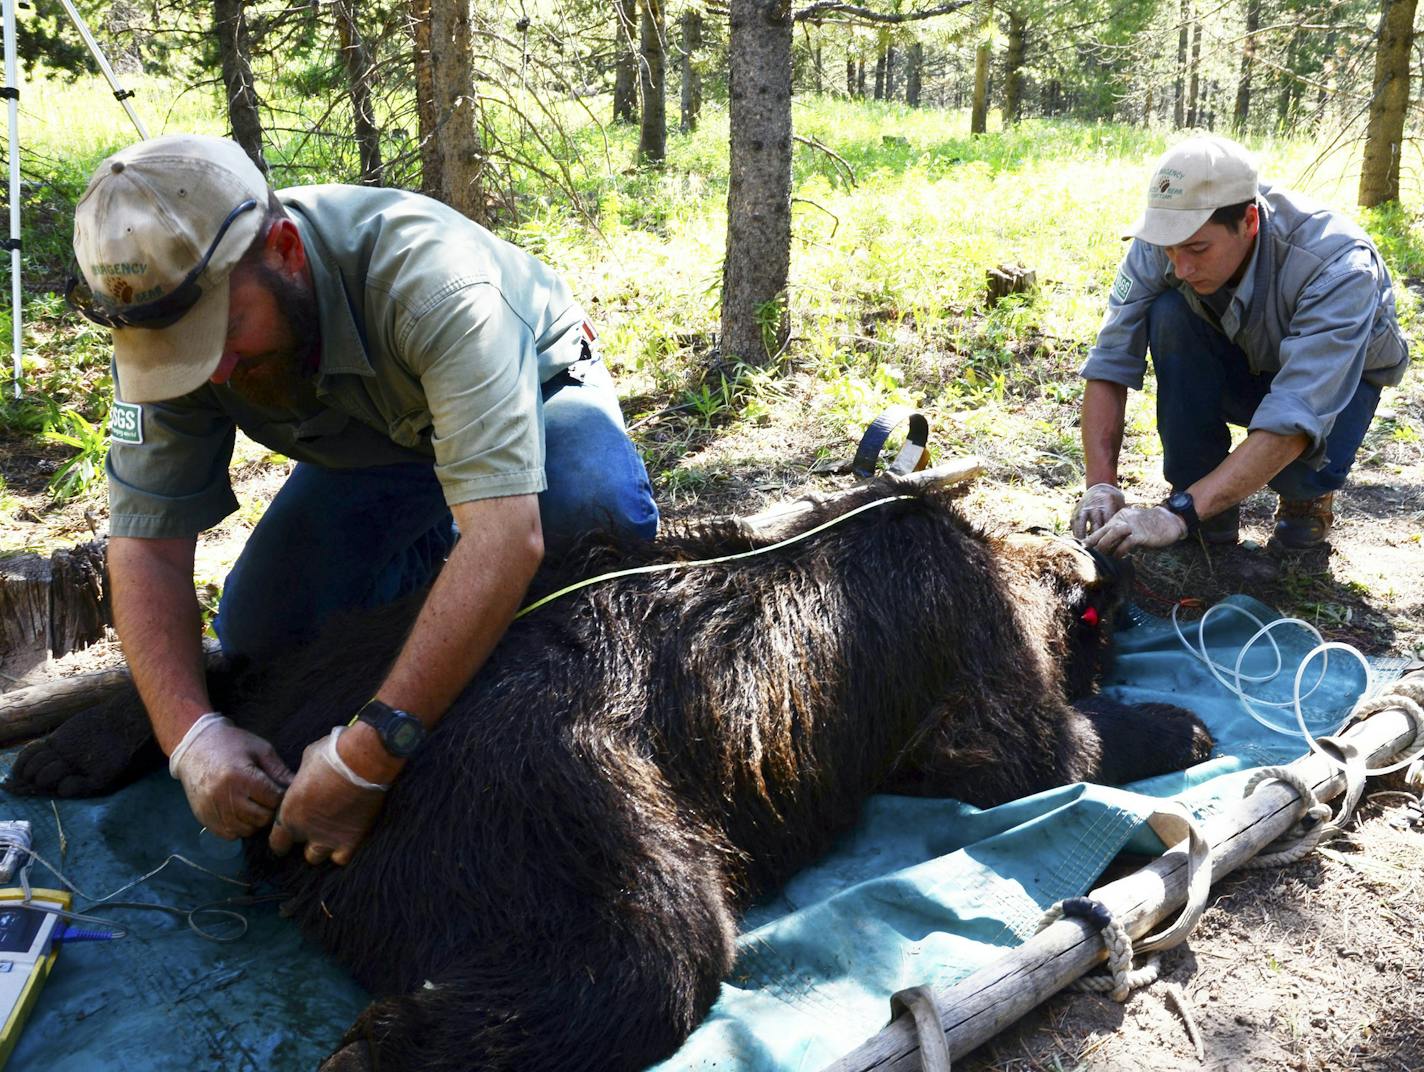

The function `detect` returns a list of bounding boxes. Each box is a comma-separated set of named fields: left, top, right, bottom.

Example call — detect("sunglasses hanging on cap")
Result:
left=65, top=199, right=261, bottom=330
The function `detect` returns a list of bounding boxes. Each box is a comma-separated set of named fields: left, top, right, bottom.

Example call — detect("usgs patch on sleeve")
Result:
left=109, top=401, right=143, bottom=445
left=1111, top=268, right=1133, bottom=303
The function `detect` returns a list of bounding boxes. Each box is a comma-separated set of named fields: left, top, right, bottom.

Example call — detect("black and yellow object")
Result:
left=0, top=888, right=71, bottom=1070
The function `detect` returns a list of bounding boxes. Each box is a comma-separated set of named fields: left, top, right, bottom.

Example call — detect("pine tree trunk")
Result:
left=814, top=44, right=824, bottom=95
left=214, top=0, right=269, bottom=175
left=885, top=43, right=897, bottom=99
left=1174, top=0, right=1188, bottom=127
left=1314, top=30, right=1338, bottom=122
left=638, top=0, right=667, bottom=164
left=1003, top=11, right=1026, bottom=123
left=1186, top=19, right=1201, bottom=127
left=721, top=0, right=793, bottom=365
left=1233, top=0, right=1259, bottom=131
left=410, top=0, right=442, bottom=199
left=1359, top=0, right=1419, bottom=206
left=1276, top=32, right=1298, bottom=131
left=680, top=9, right=703, bottom=132
left=970, top=2, right=992, bottom=134
left=847, top=54, right=856, bottom=96
left=857, top=57, right=866, bottom=96
left=334, top=0, right=384, bottom=185
left=104, top=0, right=145, bottom=74
left=613, top=0, right=638, bottom=124
left=873, top=35, right=887, bottom=100
left=906, top=41, right=924, bottom=107
left=425, top=0, right=485, bottom=223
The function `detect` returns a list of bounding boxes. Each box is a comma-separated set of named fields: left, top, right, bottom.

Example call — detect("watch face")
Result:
left=387, top=716, right=425, bottom=756
left=1169, top=491, right=1192, bottom=512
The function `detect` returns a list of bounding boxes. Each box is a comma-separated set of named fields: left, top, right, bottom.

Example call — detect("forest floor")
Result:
left=5, top=87, right=1424, bottom=1072
left=3, top=349, right=1422, bottom=1072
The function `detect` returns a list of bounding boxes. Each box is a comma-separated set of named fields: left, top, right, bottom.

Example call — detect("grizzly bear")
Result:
left=6, top=479, right=1212, bottom=1071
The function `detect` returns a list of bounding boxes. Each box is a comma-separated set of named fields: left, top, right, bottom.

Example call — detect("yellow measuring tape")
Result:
left=514, top=495, right=912, bottom=620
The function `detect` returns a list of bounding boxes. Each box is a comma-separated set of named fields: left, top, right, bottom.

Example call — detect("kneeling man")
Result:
left=1073, top=135, right=1408, bottom=556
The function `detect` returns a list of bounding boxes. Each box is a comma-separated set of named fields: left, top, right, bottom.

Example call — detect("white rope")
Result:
left=1035, top=898, right=1160, bottom=1003
left=1338, top=677, right=1424, bottom=776
left=1239, top=739, right=1367, bottom=867
left=1032, top=805, right=1212, bottom=1002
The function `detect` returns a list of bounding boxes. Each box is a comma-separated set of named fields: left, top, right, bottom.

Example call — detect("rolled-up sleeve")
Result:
left=107, top=394, right=239, bottom=538
left=1081, top=240, right=1170, bottom=389
left=397, top=282, right=546, bottom=506
left=1249, top=256, right=1378, bottom=467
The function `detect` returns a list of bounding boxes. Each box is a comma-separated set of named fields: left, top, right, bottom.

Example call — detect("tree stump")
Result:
left=0, top=539, right=111, bottom=679
left=985, top=264, right=1037, bottom=304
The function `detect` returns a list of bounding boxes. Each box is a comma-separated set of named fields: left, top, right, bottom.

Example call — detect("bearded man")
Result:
left=69, top=135, right=658, bottom=865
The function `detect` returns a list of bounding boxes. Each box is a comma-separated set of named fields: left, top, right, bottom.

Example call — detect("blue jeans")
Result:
left=1147, top=289, right=1382, bottom=501
left=214, top=358, right=658, bottom=662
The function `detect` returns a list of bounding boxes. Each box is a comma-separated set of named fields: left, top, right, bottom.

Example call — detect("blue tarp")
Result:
left=0, top=597, right=1385, bottom=1071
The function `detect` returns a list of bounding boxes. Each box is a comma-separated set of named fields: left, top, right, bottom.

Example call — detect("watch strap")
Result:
left=351, top=698, right=427, bottom=758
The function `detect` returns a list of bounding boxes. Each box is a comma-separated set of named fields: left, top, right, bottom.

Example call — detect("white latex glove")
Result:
left=1082, top=505, right=1188, bottom=558
left=269, top=728, right=388, bottom=867
left=168, top=714, right=295, bottom=839
left=1071, top=483, right=1127, bottom=538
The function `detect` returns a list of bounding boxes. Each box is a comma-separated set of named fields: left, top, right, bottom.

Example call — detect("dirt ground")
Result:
left=2, top=363, right=1423, bottom=1071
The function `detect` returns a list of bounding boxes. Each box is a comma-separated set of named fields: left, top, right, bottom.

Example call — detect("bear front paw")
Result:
left=4, top=706, right=161, bottom=798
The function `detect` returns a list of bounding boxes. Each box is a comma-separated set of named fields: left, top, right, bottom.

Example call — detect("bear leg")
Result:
left=5, top=688, right=161, bottom=797
left=1065, top=696, right=1214, bottom=786
left=5, top=658, right=261, bottom=798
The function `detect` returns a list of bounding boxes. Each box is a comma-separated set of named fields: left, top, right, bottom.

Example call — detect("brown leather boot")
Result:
left=1273, top=493, right=1334, bottom=549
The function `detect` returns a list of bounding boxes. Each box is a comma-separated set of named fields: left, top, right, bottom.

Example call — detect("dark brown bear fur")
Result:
left=6, top=485, right=1212, bottom=1071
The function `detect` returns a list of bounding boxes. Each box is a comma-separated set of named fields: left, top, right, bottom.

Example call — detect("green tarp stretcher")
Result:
left=0, top=596, right=1389, bottom=1071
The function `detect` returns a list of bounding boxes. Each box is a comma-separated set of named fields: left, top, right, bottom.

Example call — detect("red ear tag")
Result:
left=1080, top=606, right=1100, bottom=627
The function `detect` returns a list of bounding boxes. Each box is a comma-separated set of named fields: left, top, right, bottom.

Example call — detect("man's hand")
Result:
left=169, top=716, right=294, bottom=839
left=269, top=731, right=387, bottom=866
left=1071, top=483, right=1127, bottom=538
left=1083, top=505, right=1188, bottom=558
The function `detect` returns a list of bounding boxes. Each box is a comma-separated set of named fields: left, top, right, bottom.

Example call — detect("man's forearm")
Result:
left=1081, top=379, right=1128, bottom=487
left=1187, top=429, right=1310, bottom=520
left=339, top=493, right=544, bottom=784
left=109, top=535, right=213, bottom=754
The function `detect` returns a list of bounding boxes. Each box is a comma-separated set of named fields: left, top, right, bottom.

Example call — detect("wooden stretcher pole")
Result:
left=823, top=673, right=1424, bottom=1072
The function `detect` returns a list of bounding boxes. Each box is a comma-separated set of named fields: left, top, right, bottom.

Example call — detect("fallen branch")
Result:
left=726, top=458, right=983, bottom=544
left=0, top=669, right=138, bottom=746
left=823, top=673, right=1424, bottom=1070
left=0, top=643, right=224, bottom=746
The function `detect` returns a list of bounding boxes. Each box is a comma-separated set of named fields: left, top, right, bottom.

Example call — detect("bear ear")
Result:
left=1001, top=531, right=1101, bottom=588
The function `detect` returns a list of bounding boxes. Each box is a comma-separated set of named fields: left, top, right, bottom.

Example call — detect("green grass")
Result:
left=5, top=72, right=1423, bottom=509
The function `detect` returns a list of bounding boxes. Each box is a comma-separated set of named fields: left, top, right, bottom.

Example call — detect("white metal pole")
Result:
left=59, top=0, right=147, bottom=139
left=3, top=0, right=21, bottom=398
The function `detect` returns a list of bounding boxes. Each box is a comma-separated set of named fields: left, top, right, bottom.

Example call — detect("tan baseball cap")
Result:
left=1124, top=135, right=1259, bottom=247
left=72, top=135, right=270, bottom=403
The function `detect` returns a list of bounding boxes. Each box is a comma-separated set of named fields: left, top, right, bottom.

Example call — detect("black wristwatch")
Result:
left=351, top=699, right=427, bottom=758
left=1163, top=490, right=1201, bottom=536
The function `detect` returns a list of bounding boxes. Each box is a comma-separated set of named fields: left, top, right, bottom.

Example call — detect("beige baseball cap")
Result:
left=1124, top=135, right=1259, bottom=247
left=72, top=135, right=270, bottom=403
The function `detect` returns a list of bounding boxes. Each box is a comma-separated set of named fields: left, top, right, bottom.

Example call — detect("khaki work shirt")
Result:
left=106, top=184, right=588, bottom=538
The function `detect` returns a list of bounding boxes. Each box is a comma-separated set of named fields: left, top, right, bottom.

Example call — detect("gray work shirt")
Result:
left=106, top=185, right=590, bottom=538
left=1082, top=184, right=1409, bottom=467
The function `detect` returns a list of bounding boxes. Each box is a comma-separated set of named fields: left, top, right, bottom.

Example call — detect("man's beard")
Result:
left=226, top=266, right=321, bottom=410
